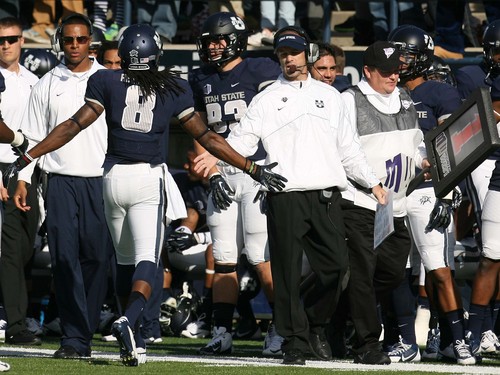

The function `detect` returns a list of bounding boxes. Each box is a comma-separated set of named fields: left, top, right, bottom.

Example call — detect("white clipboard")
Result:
left=374, top=189, right=394, bottom=249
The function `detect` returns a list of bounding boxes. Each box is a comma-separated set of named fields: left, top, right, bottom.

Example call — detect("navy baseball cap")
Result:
left=363, top=41, right=403, bottom=72
left=274, top=33, right=307, bottom=52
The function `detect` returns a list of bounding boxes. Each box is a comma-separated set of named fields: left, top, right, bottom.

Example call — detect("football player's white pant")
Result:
left=407, top=187, right=455, bottom=272
left=207, top=168, right=268, bottom=266
left=103, top=163, right=164, bottom=266
left=481, top=190, right=500, bottom=260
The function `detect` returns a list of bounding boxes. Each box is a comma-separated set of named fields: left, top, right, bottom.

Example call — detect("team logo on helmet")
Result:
left=231, top=16, right=245, bottom=30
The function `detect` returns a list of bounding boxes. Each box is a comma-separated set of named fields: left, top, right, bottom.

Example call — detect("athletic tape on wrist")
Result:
left=11, top=130, right=24, bottom=147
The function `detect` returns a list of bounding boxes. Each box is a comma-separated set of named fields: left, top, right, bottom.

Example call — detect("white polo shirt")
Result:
left=0, top=65, right=38, bottom=163
left=19, top=57, right=107, bottom=182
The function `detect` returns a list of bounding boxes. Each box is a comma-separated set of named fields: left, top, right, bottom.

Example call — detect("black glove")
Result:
left=451, top=187, right=462, bottom=210
left=425, top=198, right=452, bottom=233
left=253, top=190, right=268, bottom=215
left=209, top=173, right=234, bottom=210
left=245, top=161, right=287, bottom=192
left=166, top=229, right=198, bottom=253
left=11, top=130, right=29, bottom=156
left=2, top=154, right=31, bottom=189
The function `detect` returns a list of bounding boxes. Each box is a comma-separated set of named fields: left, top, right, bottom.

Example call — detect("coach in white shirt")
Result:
left=225, top=27, right=385, bottom=365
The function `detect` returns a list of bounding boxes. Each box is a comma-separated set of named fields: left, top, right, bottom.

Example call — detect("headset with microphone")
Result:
left=51, top=13, right=93, bottom=53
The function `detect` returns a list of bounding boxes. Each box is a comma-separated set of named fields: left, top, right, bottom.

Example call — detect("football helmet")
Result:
left=424, top=55, right=457, bottom=87
left=482, top=20, right=500, bottom=78
left=118, top=24, right=162, bottom=71
left=21, top=49, right=60, bottom=78
left=169, top=296, right=196, bottom=336
left=90, top=28, right=105, bottom=52
left=196, top=12, right=248, bottom=66
left=388, top=25, right=434, bottom=81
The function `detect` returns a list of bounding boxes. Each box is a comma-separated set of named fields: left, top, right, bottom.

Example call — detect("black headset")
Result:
left=51, top=13, right=93, bottom=53
left=273, top=25, right=319, bottom=65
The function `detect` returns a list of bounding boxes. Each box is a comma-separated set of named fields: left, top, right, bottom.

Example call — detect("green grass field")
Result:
left=1, top=334, right=500, bottom=374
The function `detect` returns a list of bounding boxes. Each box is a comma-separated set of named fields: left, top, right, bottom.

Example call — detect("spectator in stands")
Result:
left=136, top=0, right=179, bottom=44
left=22, top=0, right=84, bottom=45
left=248, top=1, right=296, bottom=47
left=0, top=0, right=18, bottom=19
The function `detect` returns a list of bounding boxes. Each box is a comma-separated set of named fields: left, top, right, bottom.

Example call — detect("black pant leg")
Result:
left=0, top=166, right=40, bottom=336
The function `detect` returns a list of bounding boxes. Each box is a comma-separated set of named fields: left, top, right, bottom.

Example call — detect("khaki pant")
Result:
left=31, top=0, right=85, bottom=38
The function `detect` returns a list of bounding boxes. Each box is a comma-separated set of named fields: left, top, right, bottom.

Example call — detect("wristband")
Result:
left=11, top=130, right=24, bottom=147
left=22, top=152, right=34, bottom=163
left=205, top=269, right=215, bottom=275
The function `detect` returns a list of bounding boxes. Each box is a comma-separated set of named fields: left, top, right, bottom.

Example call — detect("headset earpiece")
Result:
left=51, top=13, right=93, bottom=54
left=51, top=26, right=62, bottom=53
left=308, top=43, right=319, bottom=64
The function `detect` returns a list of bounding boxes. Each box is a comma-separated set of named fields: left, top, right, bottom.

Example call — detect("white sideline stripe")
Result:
left=0, top=346, right=500, bottom=373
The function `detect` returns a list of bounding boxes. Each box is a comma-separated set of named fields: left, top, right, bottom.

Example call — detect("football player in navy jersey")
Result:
left=455, top=20, right=500, bottom=236
left=389, top=25, right=474, bottom=365
left=189, top=12, right=284, bottom=356
left=455, top=20, right=500, bottom=100
left=466, top=77, right=500, bottom=358
left=3, top=24, right=286, bottom=366
left=455, top=21, right=500, bottom=346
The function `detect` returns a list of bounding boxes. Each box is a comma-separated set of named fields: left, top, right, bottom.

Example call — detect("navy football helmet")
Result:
left=196, top=12, right=248, bottom=66
left=90, top=28, right=106, bottom=52
left=21, top=49, right=59, bottom=78
left=424, top=55, right=457, bottom=87
left=482, top=20, right=500, bottom=78
left=118, top=24, right=162, bottom=71
left=389, top=25, right=434, bottom=81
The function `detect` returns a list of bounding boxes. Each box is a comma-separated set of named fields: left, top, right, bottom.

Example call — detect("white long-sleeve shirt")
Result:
left=227, top=74, right=381, bottom=192
left=0, top=65, right=38, bottom=163
left=19, top=58, right=107, bottom=182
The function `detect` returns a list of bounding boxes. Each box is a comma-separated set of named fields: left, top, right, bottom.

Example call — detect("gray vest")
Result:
left=347, top=85, right=418, bottom=136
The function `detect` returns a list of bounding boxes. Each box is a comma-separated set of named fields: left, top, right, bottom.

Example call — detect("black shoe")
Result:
left=233, top=317, right=261, bottom=340
left=353, top=350, right=391, bottom=365
left=112, top=316, right=138, bottom=366
left=309, top=332, right=333, bottom=360
left=54, top=345, right=90, bottom=359
left=5, top=330, right=41, bottom=346
left=283, top=349, right=306, bottom=365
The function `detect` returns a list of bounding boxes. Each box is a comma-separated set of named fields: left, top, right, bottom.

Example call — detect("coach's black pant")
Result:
left=340, top=199, right=410, bottom=353
left=267, top=188, right=348, bottom=354
left=0, top=164, right=40, bottom=336
left=46, top=174, right=113, bottom=354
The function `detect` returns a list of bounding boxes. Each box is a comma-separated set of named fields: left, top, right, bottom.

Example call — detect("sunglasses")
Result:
left=61, top=36, right=90, bottom=45
left=0, top=35, right=21, bottom=45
